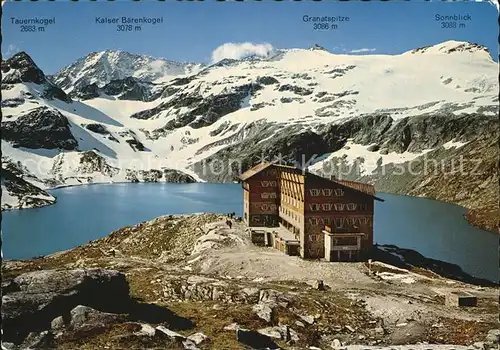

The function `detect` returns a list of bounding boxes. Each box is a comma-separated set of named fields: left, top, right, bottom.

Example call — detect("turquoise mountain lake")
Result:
left=2, top=183, right=497, bottom=282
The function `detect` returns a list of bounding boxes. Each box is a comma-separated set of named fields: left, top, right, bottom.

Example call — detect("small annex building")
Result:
left=239, top=162, right=384, bottom=261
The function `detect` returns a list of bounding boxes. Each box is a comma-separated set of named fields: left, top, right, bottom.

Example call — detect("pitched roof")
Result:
left=238, top=162, right=274, bottom=181
left=306, top=172, right=384, bottom=202
left=333, top=179, right=375, bottom=196
left=239, top=162, right=384, bottom=201
left=333, top=179, right=384, bottom=202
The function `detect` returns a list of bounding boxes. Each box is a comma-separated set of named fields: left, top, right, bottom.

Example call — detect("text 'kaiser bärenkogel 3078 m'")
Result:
left=95, top=17, right=164, bottom=25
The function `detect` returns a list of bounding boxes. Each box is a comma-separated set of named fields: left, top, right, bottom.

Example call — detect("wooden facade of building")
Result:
left=240, top=162, right=383, bottom=261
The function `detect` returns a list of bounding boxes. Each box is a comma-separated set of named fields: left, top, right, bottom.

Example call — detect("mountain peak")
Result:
left=2, top=51, right=46, bottom=85
left=407, top=40, right=491, bottom=57
left=309, top=44, right=328, bottom=51
left=52, top=50, right=203, bottom=92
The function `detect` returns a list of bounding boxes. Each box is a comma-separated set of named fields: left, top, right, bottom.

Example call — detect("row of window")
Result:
left=309, top=203, right=369, bottom=211
left=251, top=203, right=278, bottom=211
left=309, top=189, right=344, bottom=197
left=261, top=181, right=277, bottom=187
left=308, top=216, right=371, bottom=227
left=261, top=192, right=277, bottom=199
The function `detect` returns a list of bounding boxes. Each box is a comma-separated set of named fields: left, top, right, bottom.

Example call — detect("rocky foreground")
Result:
left=2, top=214, right=499, bottom=349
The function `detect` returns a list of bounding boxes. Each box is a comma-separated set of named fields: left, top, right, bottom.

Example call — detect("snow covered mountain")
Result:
left=1, top=41, right=498, bottom=215
left=50, top=50, right=204, bottom=93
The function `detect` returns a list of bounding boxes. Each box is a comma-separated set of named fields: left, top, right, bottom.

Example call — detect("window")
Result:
left=334, top=189, right=344, bottom=197
left=309, top=189, right=320, bottom=196
left=322, top=203, right=332, bottom=211
left=363, top=217, right=370, bottom=224
left=322, top=189, right=332, bottom=196
left=334, top=203, right=344, bottom=211
left=346, top=218, right=355, bottom=226
left=261, top=181, right=269, bottom=187
left=346, top=203, right=357, bottom=211
left=261, top=193, right=269, bottom=199
left=309, top=217, right=319, bottom=226
left=324, top=218, right=330, bottom=225
left=309, top=204, right=320, bottom=211
left=269, top=181, right=277, bottom=187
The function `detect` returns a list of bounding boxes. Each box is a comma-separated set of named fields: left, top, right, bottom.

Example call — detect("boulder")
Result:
left=252, top=302, right=275, bottom=323
left=156, top=326, right=199, bottom=350
left=2, top=269, right=130, bottom=344
left=187, top=332, right=209, bottom=345
left=331, top=338, right=343, bottom=348
left=69, top=305, right=127, bottom=330
left=312, top=280, right=325, bottom=291
left=486, top=329, right=500, bottom=344
left=299, top=314, right=315, bottom=325
left=50, top=316, right=65, bottom=331
left=20, top=331, right=55, bottom=349
left=259, top=325, right=298, bottom=343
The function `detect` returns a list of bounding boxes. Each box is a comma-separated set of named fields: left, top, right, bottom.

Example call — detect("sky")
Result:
left=2, top=0, right=498, bottom=74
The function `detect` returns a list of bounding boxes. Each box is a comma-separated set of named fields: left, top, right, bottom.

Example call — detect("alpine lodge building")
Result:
left=239, top=162, right=384, bottom=262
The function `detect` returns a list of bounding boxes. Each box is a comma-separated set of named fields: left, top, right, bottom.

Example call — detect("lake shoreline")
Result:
left=3, top=183, right=497, bottom=281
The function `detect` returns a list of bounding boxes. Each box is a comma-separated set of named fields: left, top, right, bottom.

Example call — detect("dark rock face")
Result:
left=125, top=139, right=146, bottom=151
left=69, top=83, right=100, bottom=100
left=193, top=123, right=335, bottom=182
left=2, top=52, right=46, bottom=85
left=1, top=167, right=56, bottom=210
left=1, top=269, right=130, bottom=344
left=125, top=169, right=196, bottom=183
left=70, top=77, right=160, bottom=102
left=193, top=113, right=497, bottom=182
left=1, top=97, right=25, bottom=108
left=2, top=52, right=71, bottom=103
left=162, top=169, right=196, bottom=183
left=187, top=84, right=255, bottom=129
left=278, top=84, right=312, bottom=96
left=78, top=151, right=120, bottom=176
left=1, top=107, right=78, bottom=150
left=132, top=83, right=255, bottom=130
left=256, top=76, right=279, bottom=85
left=84, top=123, right=109, bottom=135
left=102, top=77, right=160, bottom=102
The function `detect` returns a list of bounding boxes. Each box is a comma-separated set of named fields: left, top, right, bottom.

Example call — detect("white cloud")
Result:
left=211, top=42, right=274, bottom=63
left=4, top=44, right=21, bottom=57
left=349, top=48, right=376, bottom=53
